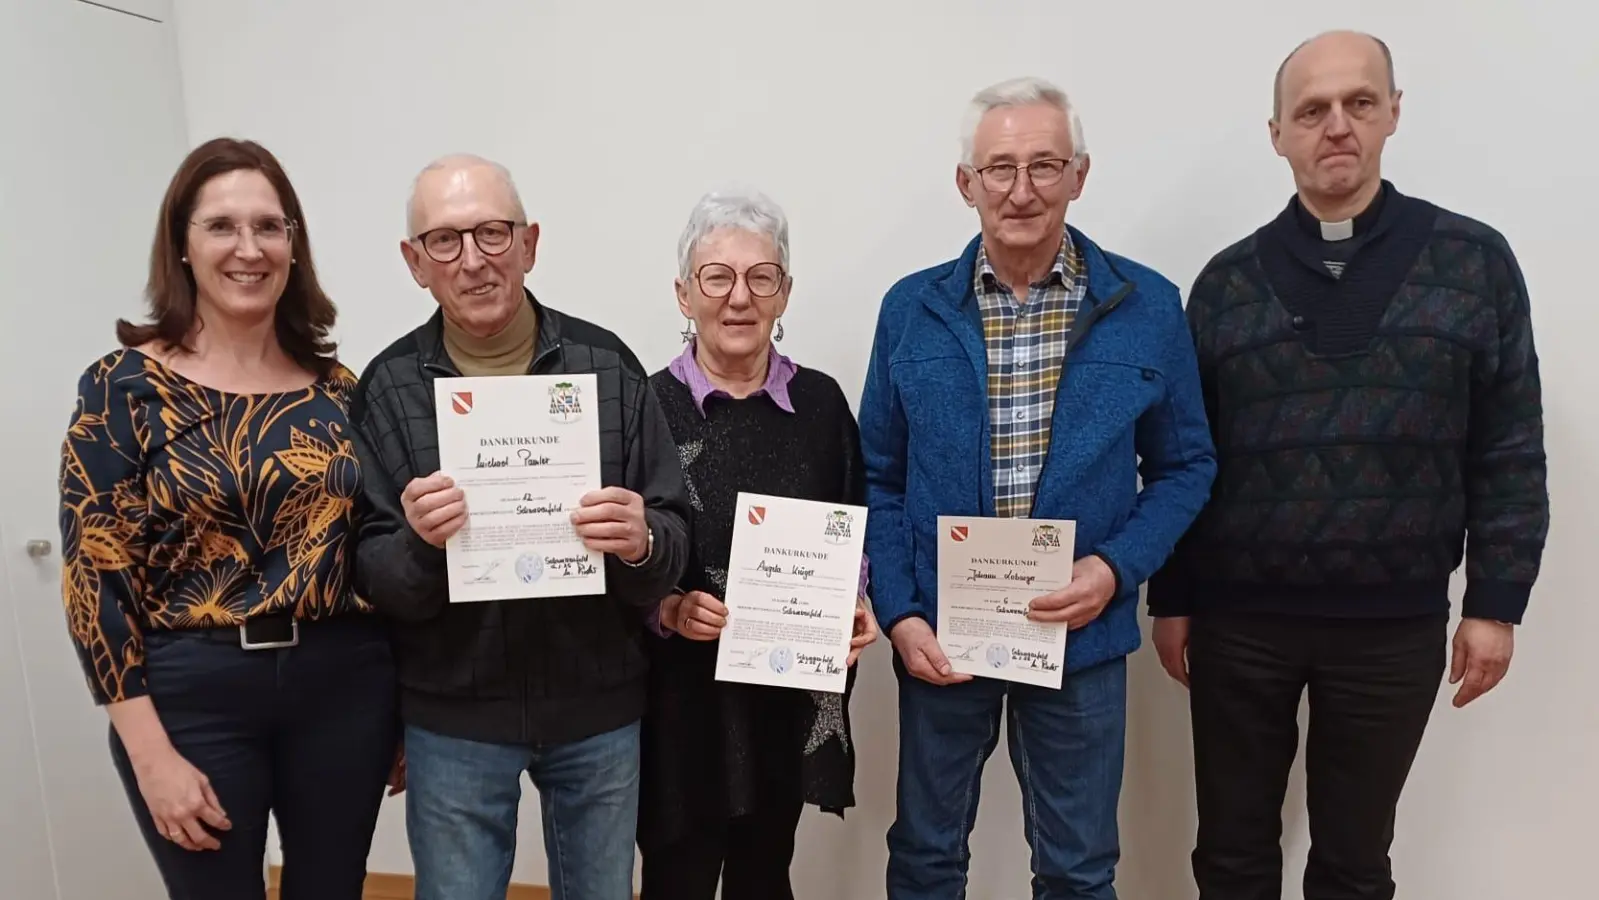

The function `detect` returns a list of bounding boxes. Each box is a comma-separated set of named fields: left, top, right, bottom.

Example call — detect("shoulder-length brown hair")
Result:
left=117, top=137, right=339, bottom=378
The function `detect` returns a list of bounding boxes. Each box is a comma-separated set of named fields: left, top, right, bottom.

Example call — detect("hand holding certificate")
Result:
left=714, top=493, right=867, bottom=694
left=936, top=516, right=1076, bottom=688
left=434, top=373, right=607, bottom=603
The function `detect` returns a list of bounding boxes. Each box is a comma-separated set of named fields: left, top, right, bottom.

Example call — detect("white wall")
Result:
left=169, top=1, right=1597, bottom=896
left=4, top=3, right=189, bottom=899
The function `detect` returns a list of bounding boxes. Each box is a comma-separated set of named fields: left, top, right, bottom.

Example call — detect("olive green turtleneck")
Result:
left=443, top=299, right=538, bottom=377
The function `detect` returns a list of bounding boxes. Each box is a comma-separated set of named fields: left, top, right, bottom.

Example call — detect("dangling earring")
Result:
left=774, top=319, right=785, bottom=342
left=680, top=318, right=696, bottom=344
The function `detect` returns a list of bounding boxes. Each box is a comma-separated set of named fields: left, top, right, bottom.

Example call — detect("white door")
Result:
left=0, top=545, right=58, bottom=900
left=0, top=1, right=190, bottom=897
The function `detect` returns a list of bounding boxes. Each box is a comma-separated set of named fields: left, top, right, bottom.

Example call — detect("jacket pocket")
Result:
left=890, top=356, right=986, bottom=508
left=1057, top=359, right=1163, bottom=435
left=1031, top=359, right=1161, bottom=537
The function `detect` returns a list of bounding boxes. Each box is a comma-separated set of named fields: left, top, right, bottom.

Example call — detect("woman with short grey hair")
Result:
left=637, top=188, right=877, bottom=899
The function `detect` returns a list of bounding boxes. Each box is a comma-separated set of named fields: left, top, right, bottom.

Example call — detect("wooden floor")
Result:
left=266, top=866, right=551, bottom=899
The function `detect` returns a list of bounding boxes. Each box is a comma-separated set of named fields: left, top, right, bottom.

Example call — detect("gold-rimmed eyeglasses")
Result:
left=694, top=261, right=786, bottom=299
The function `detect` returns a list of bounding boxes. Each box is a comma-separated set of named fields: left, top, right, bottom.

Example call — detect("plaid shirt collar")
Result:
left=974, top=232, right=1075, bottom=301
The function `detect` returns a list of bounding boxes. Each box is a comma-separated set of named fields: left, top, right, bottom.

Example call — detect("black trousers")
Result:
left=109, top=616, right=399, bottom=900
left=639, top=798, right=806, bottom=900
left=1188, top=611, right=1447, bottom=900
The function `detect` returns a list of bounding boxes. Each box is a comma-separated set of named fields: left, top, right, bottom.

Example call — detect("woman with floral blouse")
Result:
left=58, top=137, right=397, bottom=899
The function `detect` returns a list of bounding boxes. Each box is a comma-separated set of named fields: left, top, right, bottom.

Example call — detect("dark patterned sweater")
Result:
left=1147, top=182, right=1548, bottom=623
left=637, top=365, right=863, bottom=849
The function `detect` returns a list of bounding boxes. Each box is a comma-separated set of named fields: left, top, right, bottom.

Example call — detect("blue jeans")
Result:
left=887, top=656, right=1127, bottom=900
left=404, top=720, right=641, bottom=900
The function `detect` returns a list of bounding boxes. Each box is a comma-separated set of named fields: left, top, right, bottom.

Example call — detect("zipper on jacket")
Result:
left=421, top=353, right=461, bottom=379
left=419, top=306, right=563, bottom=380
left=1026, top=280, right=1135, bottom=517
left=420, top=341, right=562, bottom=381
left=529, top=341, right=561, bottom=374
left=420, top=332, right=561, bottom=744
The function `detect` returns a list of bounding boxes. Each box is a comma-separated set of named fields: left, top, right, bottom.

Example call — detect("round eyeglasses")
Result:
left=413, top=220, right=521, bottom=263
left=694, top=261, right=786, bottom=299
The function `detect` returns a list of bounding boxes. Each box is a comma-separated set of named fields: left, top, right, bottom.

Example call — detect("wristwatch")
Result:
left=621, top=525, right=654, bottom=568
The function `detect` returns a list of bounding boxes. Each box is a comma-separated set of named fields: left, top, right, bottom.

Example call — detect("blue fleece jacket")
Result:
left=860, top=227, right=1217, bottom=674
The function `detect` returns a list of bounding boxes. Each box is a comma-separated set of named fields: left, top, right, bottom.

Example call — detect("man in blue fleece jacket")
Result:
left=859, top=76, right=1217, bottom=899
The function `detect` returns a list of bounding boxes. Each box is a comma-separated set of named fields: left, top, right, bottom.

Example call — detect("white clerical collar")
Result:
left=1319, top=218, right=1355, bottom=241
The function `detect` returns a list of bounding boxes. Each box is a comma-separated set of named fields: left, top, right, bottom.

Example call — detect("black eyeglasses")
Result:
left=413, top=220, right=521, bottom=263
left=694, top=262, right=786, bottom=299
left=970, top=156, right=1077, bottom=192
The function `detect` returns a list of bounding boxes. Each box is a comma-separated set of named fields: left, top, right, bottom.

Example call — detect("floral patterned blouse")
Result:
left=58, top=348, right=371, bottom=704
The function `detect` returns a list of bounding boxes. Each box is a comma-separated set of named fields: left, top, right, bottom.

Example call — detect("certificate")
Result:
left=434, top=374, right=605, bottom=603
left=714, top=492, right=866, bottom=694
left=936, top=516, right=1075, bottom=688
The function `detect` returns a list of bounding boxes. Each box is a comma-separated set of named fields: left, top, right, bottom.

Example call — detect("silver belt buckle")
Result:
left=239, top=618, right=299, bottom=650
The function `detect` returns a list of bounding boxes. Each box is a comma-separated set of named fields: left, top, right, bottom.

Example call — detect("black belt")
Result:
left=240, top=611, right=298, bottom=649
left=174, top=610, right=300, bottom=649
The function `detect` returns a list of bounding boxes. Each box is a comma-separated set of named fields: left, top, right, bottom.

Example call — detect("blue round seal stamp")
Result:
left=768, top=645, right=794, bottom=675
left=515, top=553, right=544, bottom=585
left=986, top=642, right=1010, bottom=669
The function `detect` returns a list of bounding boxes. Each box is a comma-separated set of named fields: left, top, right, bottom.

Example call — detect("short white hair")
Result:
left=405, top=153, right=528, bottom=236
left=960, top=76, right=1088, bottom=165
left=675, top=187, right=791, bottom=280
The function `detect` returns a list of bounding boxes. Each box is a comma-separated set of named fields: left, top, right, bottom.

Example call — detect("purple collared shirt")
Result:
left=666, top=339, right=798, bottom=416
left=648, top=340, right=871, bottom=637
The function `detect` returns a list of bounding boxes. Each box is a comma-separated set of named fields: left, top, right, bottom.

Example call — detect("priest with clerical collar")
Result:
left=1148, top=29, right=1550, bottom=900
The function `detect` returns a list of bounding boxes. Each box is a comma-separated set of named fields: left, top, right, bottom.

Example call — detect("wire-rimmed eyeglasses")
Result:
left=969, top=156, right=1079, bottom=192
left=694, top=261, right=787, bottom=299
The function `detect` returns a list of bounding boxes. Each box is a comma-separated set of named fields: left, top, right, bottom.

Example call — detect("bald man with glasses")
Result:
left=349, top=154, right=691, bottom=900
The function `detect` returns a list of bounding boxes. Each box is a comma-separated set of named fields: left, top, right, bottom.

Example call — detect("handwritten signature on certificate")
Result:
left=435, top=374, right=607, bottom=603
